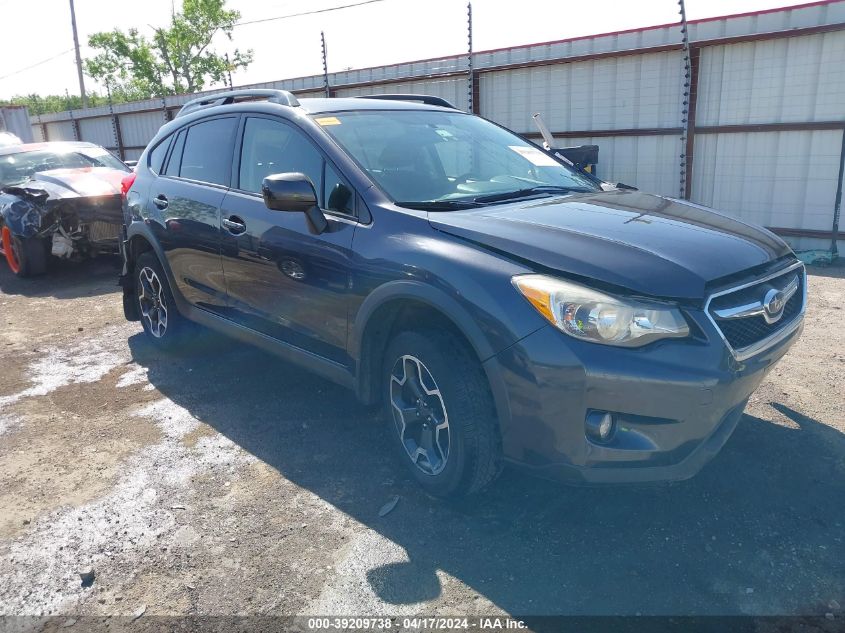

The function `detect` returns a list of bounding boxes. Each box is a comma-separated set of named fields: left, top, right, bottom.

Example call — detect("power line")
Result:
left=0, top=48, right=75, bottom=82
left=0, top=0, right=390, bottom=85
left=236, top=0, right=389, bottom=27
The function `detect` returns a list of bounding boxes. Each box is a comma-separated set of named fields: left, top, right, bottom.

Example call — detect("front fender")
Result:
left=350, top=280, right=498, bottom=362
left=0, top=193, right=44, bottom=238
left=349, top=279, right=516, bottom=439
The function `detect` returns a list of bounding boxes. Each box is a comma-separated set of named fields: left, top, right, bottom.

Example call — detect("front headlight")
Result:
left=512, top=274, right=689, bottom=347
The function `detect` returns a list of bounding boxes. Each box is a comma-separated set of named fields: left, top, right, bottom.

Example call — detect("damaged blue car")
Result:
left=0, top=141, right=131, bottom=277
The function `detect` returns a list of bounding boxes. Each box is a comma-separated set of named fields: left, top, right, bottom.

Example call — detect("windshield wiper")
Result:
left=473, top=186, right=593, bottom=204
left=395, top=200, right=481, bottom=211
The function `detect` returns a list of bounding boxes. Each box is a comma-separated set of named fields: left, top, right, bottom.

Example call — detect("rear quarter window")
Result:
left=147, top=137, right=171, bottom=174
left=164, top=130, right=186, bottom=177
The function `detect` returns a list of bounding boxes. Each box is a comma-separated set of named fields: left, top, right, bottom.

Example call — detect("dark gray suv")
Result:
left=121, top=89, right=805, bottom=496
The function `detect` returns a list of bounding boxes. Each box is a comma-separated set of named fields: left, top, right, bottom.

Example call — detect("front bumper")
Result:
left=486, top=309, right=803, bottom=484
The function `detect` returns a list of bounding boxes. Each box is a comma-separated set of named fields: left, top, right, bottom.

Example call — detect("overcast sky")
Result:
left=0, top=0, right=803, bottom=99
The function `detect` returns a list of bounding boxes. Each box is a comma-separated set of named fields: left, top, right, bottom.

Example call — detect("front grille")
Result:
left=708, top=264, right=805, bottom=355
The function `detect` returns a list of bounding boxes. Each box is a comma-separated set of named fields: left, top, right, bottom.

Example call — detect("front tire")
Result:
left=1, top=227, right=48, bottom=277
left=383, top=330, right=502, bottom=497
left=134, top=251, right=186, bottom=349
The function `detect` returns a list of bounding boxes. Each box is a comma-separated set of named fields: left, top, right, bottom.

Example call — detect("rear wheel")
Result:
left=1, top=227, right=48, bottom=277
left=135, top=251, right=187, bottom=348
left=383, top=330, right=502, bottom=497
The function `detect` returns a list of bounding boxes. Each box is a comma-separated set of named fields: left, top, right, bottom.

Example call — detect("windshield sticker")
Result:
left=508, top=146, right=559, bottom=167
left=315, top=116, right=342, bottom=126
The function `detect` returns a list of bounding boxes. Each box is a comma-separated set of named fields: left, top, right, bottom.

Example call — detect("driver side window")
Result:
left=239, top=117, right=356, bottom=217
left=239, top=117, right=323, bottom=196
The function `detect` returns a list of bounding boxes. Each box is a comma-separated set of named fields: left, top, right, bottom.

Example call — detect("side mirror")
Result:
left=261, top=172, right=327, bottom=234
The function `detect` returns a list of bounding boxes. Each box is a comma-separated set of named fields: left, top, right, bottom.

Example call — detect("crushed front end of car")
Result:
left=0, top=168, right=124, bottom=274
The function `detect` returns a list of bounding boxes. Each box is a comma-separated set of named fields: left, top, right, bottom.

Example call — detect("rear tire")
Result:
left=383, top=330, right=502, bottom=497
left=134, top=251, right=187, bottom=349
left=1, top=227, right=48, bottom=277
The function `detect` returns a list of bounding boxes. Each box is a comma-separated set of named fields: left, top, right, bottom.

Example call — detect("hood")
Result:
left=2, top=167, right=125, bottom=203
left=428, top=190, right=792, bottom=300
left=28, top=167, right=125, bottom=198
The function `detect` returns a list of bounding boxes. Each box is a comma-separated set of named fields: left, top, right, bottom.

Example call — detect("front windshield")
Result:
left=315, top=110, right=599, bottom=207
left=0, top=145, right=128, bottom=188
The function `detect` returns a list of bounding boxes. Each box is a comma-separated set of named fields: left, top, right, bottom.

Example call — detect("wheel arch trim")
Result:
left=350, top=280, right=513, bottom=435
left=124, top=222, right=192, bottom=314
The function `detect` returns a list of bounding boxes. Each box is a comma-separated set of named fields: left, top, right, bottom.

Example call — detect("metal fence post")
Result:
left=678, top=0, right=696, bottom=200
left=683, top=46, right=700, bottom=201
left=321, top=32, right=331, bottom=98
left=831, top=130, right=845, bottom=256
left=467, top=2, right=476, bottom=113
left=106, top=85, right=125, bottom=159
left=69, top=108, right=80, bottom=141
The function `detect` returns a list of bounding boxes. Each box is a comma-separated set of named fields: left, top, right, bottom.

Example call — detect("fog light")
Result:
left=586, top=411, right=616, bottom=443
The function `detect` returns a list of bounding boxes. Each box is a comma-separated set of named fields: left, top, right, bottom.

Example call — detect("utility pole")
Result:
left=69, top=0, right=88, bottom=109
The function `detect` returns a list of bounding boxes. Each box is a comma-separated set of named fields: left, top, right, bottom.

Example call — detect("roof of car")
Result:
left=0, top=141, right=99, bottom=157
left=294, top=97, right=460, bottom=115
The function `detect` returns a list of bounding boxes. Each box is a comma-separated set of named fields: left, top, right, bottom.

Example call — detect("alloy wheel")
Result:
left=389, top=354, right=450, bottom=475
left=138, top=266, right=168, bottom=338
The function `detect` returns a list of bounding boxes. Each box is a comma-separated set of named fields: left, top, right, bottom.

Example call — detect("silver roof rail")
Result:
left=176, top=89, right=300, bottom=118
left=351, top=94, right=457, bottom=109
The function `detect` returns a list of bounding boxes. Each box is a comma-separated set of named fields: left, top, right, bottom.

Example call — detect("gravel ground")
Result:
left=0, top=256, right=843, bottom=628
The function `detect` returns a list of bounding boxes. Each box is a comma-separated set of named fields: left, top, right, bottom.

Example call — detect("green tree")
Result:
left=0, top=92, right=115, bottom=115
left=84, top=0, right=253, bottom=98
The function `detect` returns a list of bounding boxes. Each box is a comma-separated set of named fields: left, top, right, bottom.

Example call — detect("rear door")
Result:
left=219, top=115, right=358, bottom=364
left=150, top=116, right=238, bottom=312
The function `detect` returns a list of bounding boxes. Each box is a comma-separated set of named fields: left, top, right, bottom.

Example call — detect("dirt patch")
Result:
left=0, top=387, right=162, bottom=539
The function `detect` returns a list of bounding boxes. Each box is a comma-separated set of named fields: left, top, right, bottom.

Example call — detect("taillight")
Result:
left=120, top=173, right=137, bottom=198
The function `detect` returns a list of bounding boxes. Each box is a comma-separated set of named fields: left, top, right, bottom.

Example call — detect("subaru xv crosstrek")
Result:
left=120, top=89, right=805, bottom=497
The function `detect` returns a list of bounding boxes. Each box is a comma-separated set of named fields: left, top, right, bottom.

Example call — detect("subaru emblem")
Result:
left=763, top=288, right=786, bottom=321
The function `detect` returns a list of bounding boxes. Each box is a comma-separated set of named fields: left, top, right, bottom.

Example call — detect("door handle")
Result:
left=222, top=216, right=246, bottom=234
left=153, top=194, right=168, bottom=210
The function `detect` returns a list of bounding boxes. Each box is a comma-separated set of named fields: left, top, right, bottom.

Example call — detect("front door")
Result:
left=220, top=116, right=358, bottom=365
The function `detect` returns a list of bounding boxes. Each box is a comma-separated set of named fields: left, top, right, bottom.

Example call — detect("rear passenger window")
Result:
left=179, top=117, right=237, bottom=186
left=147, top=136, right=171, bottom=174
left=164, top=130, right=186, bottom=177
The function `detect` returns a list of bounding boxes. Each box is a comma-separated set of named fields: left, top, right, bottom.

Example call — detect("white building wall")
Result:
left=561, top=134, right=683, bottom=198
left=30, top=124, right=45, bottom=142
left=120, top=111, right=170, bottom=149
left=78, top=117, right=115, bottom=149
left=691, top=129, right=843, bottom=231
left=479, top=51, right=684, bottom=134
left=44, top=120, right=75, bottom=142
left=697, top=30, right=845, bottom=126
left=335, top=77, right=469, bottom=112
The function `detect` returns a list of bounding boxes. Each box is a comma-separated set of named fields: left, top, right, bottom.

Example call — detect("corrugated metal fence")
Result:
left=30, top=0, right=845, bottom=252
